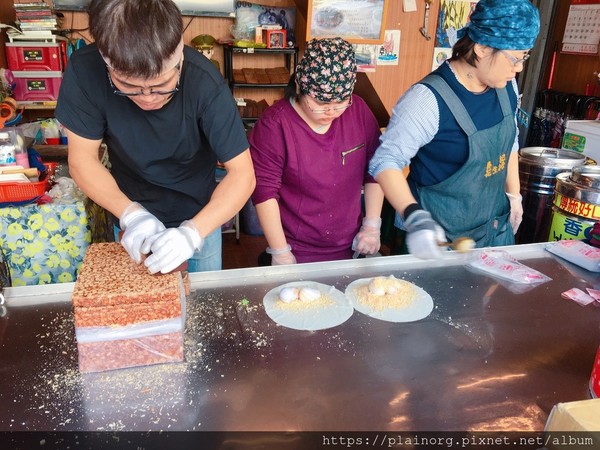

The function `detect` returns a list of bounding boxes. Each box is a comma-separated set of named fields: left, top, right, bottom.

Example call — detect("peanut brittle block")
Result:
left=72, top=242, right=181, bottom=308
left=77, top=331, right=184, bottom=373
left=266, top=67, right=290, bottom=84
left=256, top=99, right=269, bottom=117
left=233, top=69, right=245, bottom=83
left=242, top=68, right=260, bottom=84
left=71, top=243, right=185, bottom=373
left=74, top=301, right=182, bottom=327
left=254, top=68, right=271, bottom=84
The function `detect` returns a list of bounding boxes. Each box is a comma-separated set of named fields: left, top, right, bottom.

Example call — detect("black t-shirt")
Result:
left=56, top=44, right=249, bottom=227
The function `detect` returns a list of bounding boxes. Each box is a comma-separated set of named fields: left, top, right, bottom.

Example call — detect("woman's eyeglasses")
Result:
left=303, top=96, right=352, bottom=114
left=499, top=50, right=530, bottom=67
left=107, top=61, right=181, bottom=97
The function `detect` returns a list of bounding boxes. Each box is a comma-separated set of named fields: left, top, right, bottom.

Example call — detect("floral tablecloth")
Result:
left=0, top=201, right=90, bottom=286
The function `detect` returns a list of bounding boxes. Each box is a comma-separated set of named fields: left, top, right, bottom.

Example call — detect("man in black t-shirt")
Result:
left=56, top=0, right=255, bottom=274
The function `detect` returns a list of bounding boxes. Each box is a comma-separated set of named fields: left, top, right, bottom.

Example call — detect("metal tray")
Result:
left=1, top=243, right=599, bottom=434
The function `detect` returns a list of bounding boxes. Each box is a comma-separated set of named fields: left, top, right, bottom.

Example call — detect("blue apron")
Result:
left=411, top=75, right=516, bottom=247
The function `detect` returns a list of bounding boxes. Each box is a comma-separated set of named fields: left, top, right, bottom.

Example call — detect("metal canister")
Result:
left=517, top=147, right=587, bottom=244
left=549, top=165, right=600, bottom=241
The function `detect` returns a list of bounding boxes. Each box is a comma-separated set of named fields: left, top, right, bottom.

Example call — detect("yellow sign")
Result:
left=549, top=208, right=594, bottom=241
left=553, top=193, right=600, bottom=220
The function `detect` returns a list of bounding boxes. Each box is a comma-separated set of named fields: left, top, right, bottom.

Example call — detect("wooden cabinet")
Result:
left=223, top=44, right=298, bottom=124
left=223, top=45, right=298, bottom=89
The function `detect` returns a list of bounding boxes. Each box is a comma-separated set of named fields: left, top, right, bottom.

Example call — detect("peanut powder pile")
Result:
left=354, top=280, right=417, bottom=311
left=275, top=294, right=335, bottom=311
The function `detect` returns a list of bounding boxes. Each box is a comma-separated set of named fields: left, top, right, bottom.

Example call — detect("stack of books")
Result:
left=14, top=2, right=58, bottom=38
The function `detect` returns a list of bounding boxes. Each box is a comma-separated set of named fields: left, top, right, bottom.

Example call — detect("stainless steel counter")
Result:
left=0, top=243, right=599, bottom=433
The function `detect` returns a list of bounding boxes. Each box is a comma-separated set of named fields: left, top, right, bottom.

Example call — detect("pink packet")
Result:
left=561, top=288, right=596, bottom=306
left=586, top=288, right=600, bottom=300
left=585, top=288, right=600, bottom=307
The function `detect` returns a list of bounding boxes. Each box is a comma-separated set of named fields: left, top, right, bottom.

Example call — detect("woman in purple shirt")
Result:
left=249, top=38, right=384, bottom=264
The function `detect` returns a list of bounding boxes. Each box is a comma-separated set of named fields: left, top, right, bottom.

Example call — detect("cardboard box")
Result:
left=562, top=120, right=600, bottom=163
left=255, top=25, right=263, bottom=44
left=545, top=399, right=600, bottom=431
left=543, top=399, right=600, bottom=449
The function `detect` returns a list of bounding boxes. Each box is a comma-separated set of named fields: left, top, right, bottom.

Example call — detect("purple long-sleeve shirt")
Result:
left=249, top=95, right=381, bottom=263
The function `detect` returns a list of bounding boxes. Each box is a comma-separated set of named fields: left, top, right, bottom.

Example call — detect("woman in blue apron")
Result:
left=369, top=0, right=540, bottom=259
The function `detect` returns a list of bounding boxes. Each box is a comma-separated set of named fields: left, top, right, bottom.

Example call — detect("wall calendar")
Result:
left=562, top=0, right=600, bottom=55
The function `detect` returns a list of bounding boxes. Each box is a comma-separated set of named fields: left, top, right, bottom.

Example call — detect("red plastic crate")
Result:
left=5, top=42, right=63, bottom=72
left=11, top=71, right=62, bottom=102
left=0, top=162, right=57, bottom=204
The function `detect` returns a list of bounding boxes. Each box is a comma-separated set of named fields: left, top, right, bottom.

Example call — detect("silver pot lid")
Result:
left=570, top=164, right=600, bottom=189
left=518, top=147, right=587, bottom=167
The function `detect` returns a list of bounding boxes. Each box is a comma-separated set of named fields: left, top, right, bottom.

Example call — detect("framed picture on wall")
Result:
left=306, top=0, right=388, bottom=44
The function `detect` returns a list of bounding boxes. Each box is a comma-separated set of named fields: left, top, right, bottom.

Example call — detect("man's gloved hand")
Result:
left=352, top=217, right=382, bottom=255
left=404, top=209, right=446, bottom=259
left=142, top=220, right=204, bottom=274
left=266, top=244, right=297, bottom=266
left=119, top=202, right=166, bottom=264
left=506, top=192, right=523, bottom=234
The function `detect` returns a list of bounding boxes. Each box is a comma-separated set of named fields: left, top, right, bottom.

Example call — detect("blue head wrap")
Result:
left=457, top=0, right=540, bottom=50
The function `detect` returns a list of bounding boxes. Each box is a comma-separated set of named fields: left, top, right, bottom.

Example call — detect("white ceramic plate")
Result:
left=263, top=281, right=353, bottom=331
left=345, top=277, right=434, bottom=323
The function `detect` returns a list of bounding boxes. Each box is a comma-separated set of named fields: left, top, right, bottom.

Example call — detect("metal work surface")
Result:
left=0, top=244, right=599, bottom=433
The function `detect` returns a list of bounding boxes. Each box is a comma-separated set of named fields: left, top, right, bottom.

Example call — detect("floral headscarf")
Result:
left=295, top=37, right=356, bottom=102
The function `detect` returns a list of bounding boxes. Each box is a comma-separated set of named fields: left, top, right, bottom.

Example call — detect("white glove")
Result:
left=352, top=217, right=382, bottom=255
left=142, top=220, right=204, bottom=274
left=506, top=192, right=523, bottom=234
left=266, top=244, right=297, bottom=265
left=404, top=209, right=446, bottom=259
left=119, top=202, right=166, bottom=264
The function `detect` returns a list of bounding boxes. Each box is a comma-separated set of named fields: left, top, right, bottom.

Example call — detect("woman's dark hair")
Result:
left=450, top=34, right=501, bottom=67
left=449, top=35, right=478, bottom=67
left=284, top=72, right=298, bottom=100
left=88, top=0, right=183, bottom=78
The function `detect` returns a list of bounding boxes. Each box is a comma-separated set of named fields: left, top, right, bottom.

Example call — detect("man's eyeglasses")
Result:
left=303, top=96, right=352, bottom=114
left=499, top=50, right=530, bottom=67
left=107, top=61, right=181, bottom=97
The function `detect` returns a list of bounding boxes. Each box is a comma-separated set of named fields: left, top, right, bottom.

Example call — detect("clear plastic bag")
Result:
left=466, top=249, right=552, bottom=285
left=545, top=240, right=600, bottom=272
left=47, top=177, right=84, bottom=203
left=74, top=272, right=187, bottom=373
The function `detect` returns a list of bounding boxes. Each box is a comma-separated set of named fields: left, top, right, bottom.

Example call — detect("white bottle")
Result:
left=0, top=131, right=16, bottom=166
